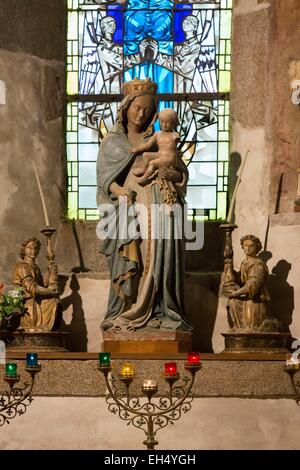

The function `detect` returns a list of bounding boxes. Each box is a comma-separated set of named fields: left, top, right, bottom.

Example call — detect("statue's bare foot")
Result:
left=135, top=172, right=156, bottom=186
left=135, top=176, right=149, bottom=186
left=147, top=317, right=162, bottom=329
left=126, top=325, right=136, bottom=332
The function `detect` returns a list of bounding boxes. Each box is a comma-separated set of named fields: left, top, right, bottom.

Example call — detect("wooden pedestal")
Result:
left=102, top=329, right=192, bottom=354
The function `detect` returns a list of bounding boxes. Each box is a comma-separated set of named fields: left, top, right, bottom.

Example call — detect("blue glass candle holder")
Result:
left=26, top=353, right=39, bottom=367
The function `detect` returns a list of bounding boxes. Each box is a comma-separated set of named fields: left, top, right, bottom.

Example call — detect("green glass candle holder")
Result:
left=5, top=363, right=18, bottom=378
left=99, top=352, right=111, bottom=366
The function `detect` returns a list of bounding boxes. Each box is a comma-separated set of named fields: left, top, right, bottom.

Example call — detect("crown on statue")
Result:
left=122, top=77, right=158, bottom=96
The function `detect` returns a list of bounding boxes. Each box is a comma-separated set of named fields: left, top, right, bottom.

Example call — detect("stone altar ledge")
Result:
left=0, top=331, right=68, bottom=352
left=0, top=355, right=294, bottom=398
left=222, top=332, right=291, bottom=353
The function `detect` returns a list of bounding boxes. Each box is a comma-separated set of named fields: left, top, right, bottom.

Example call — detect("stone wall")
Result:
left=0, top=0, right=66, bottom=61
left=0, top=397, right=300, bottom=450
left=231, top=0, right=300, bottom=233
left=0, top=0, right=66, bottom=285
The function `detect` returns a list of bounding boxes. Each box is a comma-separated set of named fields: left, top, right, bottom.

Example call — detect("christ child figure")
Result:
left=132, top=108, right=180, bottom=185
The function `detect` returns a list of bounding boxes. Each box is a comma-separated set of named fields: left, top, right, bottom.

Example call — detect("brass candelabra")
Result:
left=0, top=357, right=41, bottom=426
left=98, top=354, right=202, bottom=450
left=284, top=361, right=300, bottom=405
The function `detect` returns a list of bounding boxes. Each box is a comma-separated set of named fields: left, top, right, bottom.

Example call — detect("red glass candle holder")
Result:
left=187, top=352, right=200, bottom=365
left=164, top=362, right=177, bottom=376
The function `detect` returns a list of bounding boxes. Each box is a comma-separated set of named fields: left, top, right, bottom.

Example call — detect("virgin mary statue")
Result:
left=97, top=78, right=193, bottom=333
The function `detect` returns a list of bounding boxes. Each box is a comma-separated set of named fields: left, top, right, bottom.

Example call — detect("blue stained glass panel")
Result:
left=191, top=142, right=218, bottom=162
left=107, top=6, right=123, bottom=44
left=186, top=186, right=216, bottom=210
left=67, top=0, right=232, bottom=220
left=79, top=10, right=124, bottom=95
left=79, top=144, right=98, bottom=161
left=174, top=6, right=193, bottom=42
left=79, top=162, right=97, bottom=185
left=188, top=162, right=217, bottom=185
left=126, top=0, right=148, bottom=8
left=75, top=1, right=223, bottom=96
left=124, top=41, right=173, bottom=56
left=125, top=11, right=173, bottom=41
left=147, top=0, right=174, bottom=9
left=79, top=187, right=97, bottom=209
left=126, top=0, right=174, bottom=9
left=78, top=126, right=98, bottom=144
left=175, top=3, right=192, bottom=9
left=124, top=63, right=173, bottom=94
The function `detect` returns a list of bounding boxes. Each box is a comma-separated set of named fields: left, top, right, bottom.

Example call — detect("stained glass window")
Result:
left=67, top=0, right=232, bottom=221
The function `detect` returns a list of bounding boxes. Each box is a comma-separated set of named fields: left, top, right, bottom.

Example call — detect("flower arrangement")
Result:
left=0, top=283, right=26, bottom=321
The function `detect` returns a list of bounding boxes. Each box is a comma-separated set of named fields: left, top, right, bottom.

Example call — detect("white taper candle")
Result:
left=32, top=162, right=50, bottom=227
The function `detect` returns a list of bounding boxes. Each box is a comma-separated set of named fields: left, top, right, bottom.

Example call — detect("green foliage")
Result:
left=0, top=287, right=25, bottom=320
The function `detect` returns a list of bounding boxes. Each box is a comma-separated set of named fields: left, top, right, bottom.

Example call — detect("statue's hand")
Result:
left=48, top=286, right=59, bottom=296
left=158, top=167, right=182, bottom=183
left=139, top=38, right=159, bottom=61
left=131, top=147, right=141, bottom=157
left=47, top=247, right=55, bottom=260
left=36, top=285, right=58, bottom=297
left=224, top=260, right=233, bottom=272
left=116, top=186, right=128, bottom=197
left=228, top=287, right=247, bottom=299
left=228, top=290, right=238, bottom=299
left=48, top=264, right=58, bottom=276
left=119, top=187, right=137, bottom=205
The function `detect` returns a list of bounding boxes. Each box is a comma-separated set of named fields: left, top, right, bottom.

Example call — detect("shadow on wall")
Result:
left=267, top=259, right=294, bottom=335
left=185, top=222, right=225, bottom=272
left=59, top=274, right=88, bottom=352
left=71, top=219, right=90, bottom=274
left=185, top=273, right=221, bottom=352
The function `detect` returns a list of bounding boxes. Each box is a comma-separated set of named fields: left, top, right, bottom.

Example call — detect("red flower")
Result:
left=0, top=283, right=4, bottom=294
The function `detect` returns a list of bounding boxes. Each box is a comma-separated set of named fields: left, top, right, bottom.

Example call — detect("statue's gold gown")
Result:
left=13, top=261, right=58, bottom=331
